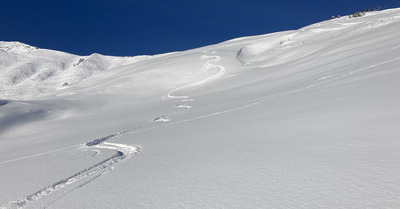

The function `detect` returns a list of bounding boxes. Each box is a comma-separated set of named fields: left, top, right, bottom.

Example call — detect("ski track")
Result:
left=3, top=51, right=226, bottom=208
left=2, top=53, right=399, bottom=209
left=165, top=50, right=225, bottom=100
left=159, top=51, right=226, bottom=122
left=125, top=56, right=400, bottom=136
left=174, top=104, right=192, bottom=109
left=2, top=132, right=140, bottom=209
left=153, top=115, right=170, bottom=122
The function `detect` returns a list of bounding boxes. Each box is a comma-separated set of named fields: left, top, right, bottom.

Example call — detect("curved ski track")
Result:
left=1, top=132, right=140, bottom=209
left=158, top=51, right=225, bottom=122
left=166, top=51, right=226, bottom=100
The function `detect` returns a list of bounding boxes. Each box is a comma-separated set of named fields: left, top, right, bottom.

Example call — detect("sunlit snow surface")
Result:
left=1, top=9, right=400, bottom=208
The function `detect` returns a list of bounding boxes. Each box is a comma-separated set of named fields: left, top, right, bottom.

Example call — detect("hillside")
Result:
left=1, top=8, right=400, bottom=209
left=0, top=41, right=153, bottom=99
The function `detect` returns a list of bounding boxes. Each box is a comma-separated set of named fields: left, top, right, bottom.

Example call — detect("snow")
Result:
left=1, top=8, right=400, bottom=208
left=0, top=42, right=153, bottom=99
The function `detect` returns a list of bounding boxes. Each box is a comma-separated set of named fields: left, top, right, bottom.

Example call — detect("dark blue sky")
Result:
left=1, top=0, right=399, bottom=56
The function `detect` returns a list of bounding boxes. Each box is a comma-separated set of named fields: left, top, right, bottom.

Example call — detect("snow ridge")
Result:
left=0, top=42, right=152, bottom=100
left=0, top=41, right=38, bottom=53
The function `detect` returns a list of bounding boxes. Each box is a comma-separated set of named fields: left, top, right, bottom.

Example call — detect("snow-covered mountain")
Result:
left=0, top=41, right=153, bottom=99
left=1, top=8, right=400, bottom=209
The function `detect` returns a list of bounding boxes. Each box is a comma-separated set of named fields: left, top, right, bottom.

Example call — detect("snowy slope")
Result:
left=1, top=8, right=400, bottom=209
left=0, top=41, right=152, bottom=99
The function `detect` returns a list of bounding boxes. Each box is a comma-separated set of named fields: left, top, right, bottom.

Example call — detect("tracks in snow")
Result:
left=2, top=132, right=140, bottom=209
left=156, top=51, right=225, bottom=122
left=166, top=50, right=225, bottom=100
left=4, top=52, right=396, bottom=209
left=1, top=50, right=226, bottom=209
left=153, top=56, right=400, bottom=130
